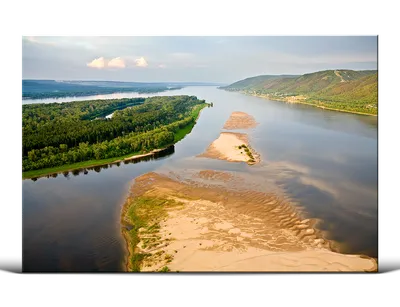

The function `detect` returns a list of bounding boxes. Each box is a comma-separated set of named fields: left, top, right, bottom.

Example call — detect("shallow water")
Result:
left=22, top=86, right=377, bottom=272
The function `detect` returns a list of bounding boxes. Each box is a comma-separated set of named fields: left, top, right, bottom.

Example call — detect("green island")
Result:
left=23, top=95, right=209, bottom=179
left=220, top=69, right=377, bottom=115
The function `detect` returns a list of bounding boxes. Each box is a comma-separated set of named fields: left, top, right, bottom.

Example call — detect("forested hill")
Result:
left=221, top=69, right=378, bottom=115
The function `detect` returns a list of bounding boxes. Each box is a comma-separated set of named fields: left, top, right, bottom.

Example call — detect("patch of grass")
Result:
left=165, top=254, right=174, bottom=263
left=155, top=250, right=165, bottom=256
left=159, top=266, right=171, bottom=272
left=130, top=253, right=152, bottom=272
left=122, top=196, right=182, bottom=271
left=173, top=104, right=207, bottom=143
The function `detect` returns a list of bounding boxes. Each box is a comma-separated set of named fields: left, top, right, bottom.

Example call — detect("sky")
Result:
left=22, top=36, right=377, bottom=84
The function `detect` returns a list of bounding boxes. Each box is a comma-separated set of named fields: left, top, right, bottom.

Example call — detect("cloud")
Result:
left=87, top=56, right=148, bottom=69
left=87, top=57, right=106, bottom=69
left=158, top=64, right=167, bottom=68
left=108, top=57, right=126, bottom=68
left=135, top=57, right=148, bottom=67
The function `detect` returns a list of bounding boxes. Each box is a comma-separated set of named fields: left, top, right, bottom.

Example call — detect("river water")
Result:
left=22, top=86, right=378, bottom=272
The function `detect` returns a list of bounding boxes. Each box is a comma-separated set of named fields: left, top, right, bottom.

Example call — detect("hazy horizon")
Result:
left=23, top=36, right=377, bottom=83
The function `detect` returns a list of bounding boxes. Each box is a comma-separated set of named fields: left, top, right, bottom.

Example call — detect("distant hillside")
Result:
left=224, top=75, right=298, bottom=90
left=22, top=80, right=223, bottom=100
left=221, top=70, right=378, bottom=115
left=22, top=80, right=183, bottom=100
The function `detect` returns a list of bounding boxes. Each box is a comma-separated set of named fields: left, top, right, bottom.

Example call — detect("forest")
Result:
left=23, top=95, right=207, bottom=173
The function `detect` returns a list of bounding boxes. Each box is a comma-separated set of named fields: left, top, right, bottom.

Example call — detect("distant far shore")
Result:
left=244, top=92, right=377, bottom=117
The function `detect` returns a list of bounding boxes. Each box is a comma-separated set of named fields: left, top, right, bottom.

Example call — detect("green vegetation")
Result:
left=23, top=96, right=207, bottom=177
left=221, top=69, right=378, bottom=115
left=22, top=150, right=140, bottom=179
left=122, top=196, right=183, bottom=272
left=159, top=266, right=171, bottom=272
left=239, top=144, right=255, bottom=163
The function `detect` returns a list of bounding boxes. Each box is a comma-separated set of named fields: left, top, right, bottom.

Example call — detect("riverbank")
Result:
left=121, top=171, right=377, bottom=272
left=22, top=147, right=173, bottom=180
left=240, top=92, right=377, bottom=116
left=23, top=104, right=208, bottom=180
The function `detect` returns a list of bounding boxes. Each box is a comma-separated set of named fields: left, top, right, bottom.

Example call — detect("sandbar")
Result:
left=223, top=111, right=258, bottom=130
left=198, top=132, right=259, bottom=164
left=121, top=172, right=377, bottom=272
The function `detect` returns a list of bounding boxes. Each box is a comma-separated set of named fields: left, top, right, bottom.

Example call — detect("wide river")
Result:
left=22, top=86, right=377, bottom=272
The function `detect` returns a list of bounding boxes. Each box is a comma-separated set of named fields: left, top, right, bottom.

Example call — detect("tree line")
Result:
left=23, top=96, right=203, bottom=154
left=23, top=96, right=206, bottom=172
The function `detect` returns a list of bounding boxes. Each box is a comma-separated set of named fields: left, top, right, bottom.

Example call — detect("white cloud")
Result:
left=158, top=64, right=167, bottom=68
left=87, top=56, right=148, bottom=69
left=108, top=57, right=126, bottom=68
left=87, top=57, right=106, bottom=69
left=135, top=57, right=148, bottom=67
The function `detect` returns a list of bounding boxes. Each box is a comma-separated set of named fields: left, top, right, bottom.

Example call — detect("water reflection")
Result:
left=30, top=145, right=175, bottom=182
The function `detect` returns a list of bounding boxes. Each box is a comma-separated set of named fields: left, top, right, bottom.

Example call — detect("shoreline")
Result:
left=23, top=146, right=173, bottom=180
left=121, top=171, right=377, bottom=272
left=235, top=91, right=377, bottom=117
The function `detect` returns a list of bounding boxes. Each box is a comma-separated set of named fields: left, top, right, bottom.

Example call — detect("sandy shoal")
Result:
left=223, top=111, right=258, bottom=130
left=127, top=172, right=377, bottom=272
left=198, top=132, right=259, bottom=164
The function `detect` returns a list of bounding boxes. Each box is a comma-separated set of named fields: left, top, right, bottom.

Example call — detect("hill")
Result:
left=221, top=70, right=378, bottom=115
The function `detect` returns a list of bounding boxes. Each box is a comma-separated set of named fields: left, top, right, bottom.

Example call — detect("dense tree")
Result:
left=23, top=96, right=206, bottom=172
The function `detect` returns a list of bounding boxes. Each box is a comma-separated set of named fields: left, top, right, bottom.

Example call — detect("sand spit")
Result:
left=122, top=172, right=377, bottom=272
left=198, top=132, right=260, bottom=164
left=223, top=111, right=258, bottom=130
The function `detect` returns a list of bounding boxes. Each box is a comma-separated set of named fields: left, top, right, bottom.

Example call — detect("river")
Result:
left=22, top=86, right=378, bottom=272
